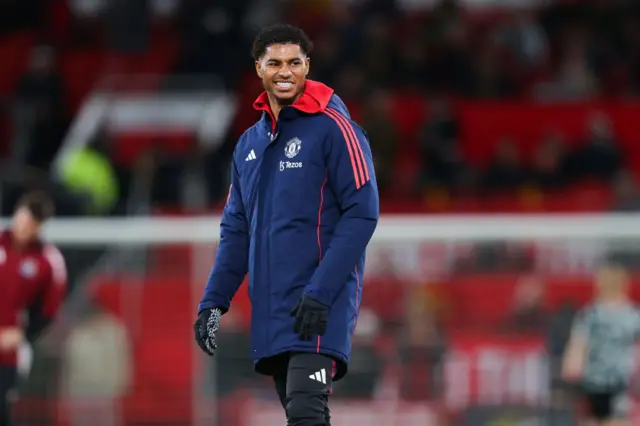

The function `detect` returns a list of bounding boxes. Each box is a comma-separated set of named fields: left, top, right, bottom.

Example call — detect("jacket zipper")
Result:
left=259, top=117, right=280, bottom=354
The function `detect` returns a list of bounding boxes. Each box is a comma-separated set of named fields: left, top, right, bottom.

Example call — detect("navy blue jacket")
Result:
left=198, top=80, right=379, bottom=380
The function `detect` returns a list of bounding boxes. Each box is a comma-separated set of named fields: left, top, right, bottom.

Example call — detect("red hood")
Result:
left=253, top=80, right=335, bottom=116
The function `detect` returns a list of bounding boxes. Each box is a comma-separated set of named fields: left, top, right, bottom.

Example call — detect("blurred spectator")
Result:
left=310, top=33, right=341, bottom=86
left=332, top=65, right=367, bottom=104
left=482, top=138, right=527, bottom=191
left=9, top=0, right=640, bottom=219
left=546, top=300, right=578, bottom=362
left=202, top=130, right=237, bottom=204
left=546, top=300, right=578, bottom=407
left=359, top=16, right=397, bottom=87
left=361, top=89, right=397, bottom=192
left=61, top=306, right=131, bottom=426
left=395, top=39, right=428, bottom=90
left=149, top=148, right=195, bottom=208
left=611, top=171, right=640, bottom=212
left=566, top=112, right=622, bottom=182
left=427, top=19, right=474, bottom=95
left=419, top=99, right=469, bottom=190
left=528, top=132, right=568, bottom=190
left=69, top=0, right=107, bottom=18
left=0, top=162, right=88, bottom=217
left=469, top=42, right=516, bottom=99
left=66, top=0, right=106, bottom=48
left=504, top=276, right=547, bottom=334
left=625, top=16, right=640, bottom=95
left=113, top=147, right=159, bottom=214
left=462, top=241, right=534, bottom=273
left=175, top=0, right=252, bottom=87
left=496, top=10, right=549, bottom=69
left=243, top=0, right=283, bottom=36
left=397, top=288, right=445, bottom=401
left=0, top=0, right=45, bottom=35
left=535, top=29, right=599, bottom=100
left=59, top=142, right=118, bottom=215
left=13, top=45, right=68, bottom=172
left=431, top=0, right=462, bottom=28
left=326, top=3, right=364, bottom=78
left=178, top=146, right=210, bottom=212
left=104, top=0, right=149, bottom=53
left=357, top=0, right=400, bottom=19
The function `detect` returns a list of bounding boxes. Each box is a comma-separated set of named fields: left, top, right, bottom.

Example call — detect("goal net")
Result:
left=9, top=214, right=640, bottom=426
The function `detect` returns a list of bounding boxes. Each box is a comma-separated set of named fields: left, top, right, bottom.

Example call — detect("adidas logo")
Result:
left=245, top=149, right=257, bottom=161
left=309, top=369, right=327, bottom=384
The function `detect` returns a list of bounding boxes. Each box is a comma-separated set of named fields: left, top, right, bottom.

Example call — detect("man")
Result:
left=193, top=24, right=379, bottom=426
left=0, top=191, right=67, bottom=426
left=562, top=260, right=640, bottom=426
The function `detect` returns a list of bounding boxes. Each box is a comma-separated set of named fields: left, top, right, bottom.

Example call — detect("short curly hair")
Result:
left=251, top=24, right=313, bottom=60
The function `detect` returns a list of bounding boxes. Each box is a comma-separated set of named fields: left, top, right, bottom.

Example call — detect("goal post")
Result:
left=8, top=213, right=640, bottom=426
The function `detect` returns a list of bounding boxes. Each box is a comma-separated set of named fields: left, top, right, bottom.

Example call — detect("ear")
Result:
left=304, top=57, right=310, bottom=76
left=255, top=60, right=263, bottom=79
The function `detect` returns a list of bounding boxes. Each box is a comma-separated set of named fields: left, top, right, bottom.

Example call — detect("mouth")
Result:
left=275, top=81, right=294, bottom=90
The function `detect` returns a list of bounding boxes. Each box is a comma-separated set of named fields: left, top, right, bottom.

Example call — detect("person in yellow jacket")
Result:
left=59, top=146, right=118, bottom=215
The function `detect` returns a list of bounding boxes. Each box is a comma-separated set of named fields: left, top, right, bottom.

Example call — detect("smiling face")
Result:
left=255, top=43, right=310, bottom=106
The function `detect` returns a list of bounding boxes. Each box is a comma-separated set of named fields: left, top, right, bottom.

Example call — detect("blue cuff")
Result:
left=303, top=286, right=332, bottom=307
left=198, top=301, right=229, bottom=315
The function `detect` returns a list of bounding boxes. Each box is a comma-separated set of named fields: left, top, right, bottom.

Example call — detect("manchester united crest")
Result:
left=284, top=138, right=302, bottom=159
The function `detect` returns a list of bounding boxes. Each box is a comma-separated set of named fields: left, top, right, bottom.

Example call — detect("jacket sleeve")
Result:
left=27, top=245, right=67, bottom=342
left=198, top=159, right=249, bottom=314
left=304, top=114, right=379, bottom=306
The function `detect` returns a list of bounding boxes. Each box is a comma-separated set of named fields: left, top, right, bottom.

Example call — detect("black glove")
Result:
left=290, top=295, right=329, bottom=341
left=193, top=308, right=222, bottom=356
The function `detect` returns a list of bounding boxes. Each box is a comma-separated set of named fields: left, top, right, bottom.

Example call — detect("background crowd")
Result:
left=2, top=1, right=640, bottom=425
left=2, top=0, right=640, bottom=215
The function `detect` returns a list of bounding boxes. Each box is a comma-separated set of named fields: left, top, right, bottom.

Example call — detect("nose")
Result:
left=278, top=64, right=293, bottom=78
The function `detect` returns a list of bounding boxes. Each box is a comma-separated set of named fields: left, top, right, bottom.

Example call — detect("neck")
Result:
left=11, top=237, right=27, bottom=251
left=267, top=94, right=283, bottom=121
left=267, top=91, right=303, bottom=121
left=599, top=294, right=627, bottom=305
left=10, top=231, right=37, bottom=251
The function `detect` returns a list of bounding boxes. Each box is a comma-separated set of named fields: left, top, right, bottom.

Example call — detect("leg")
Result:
left=601, top=420, right=627, bottom=426
left=273, top=369, right=288, bottom=410
left=284, top=353, right=333, bottom=426
left=0, top=366, right=16, bottom=426
left=587, top=392, right=620, bottom=426
left=271, top=354, right=291, bottom=410
left=582, top=392, right=601, bottom=426
left=602, top=391, right=632, bottom=426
